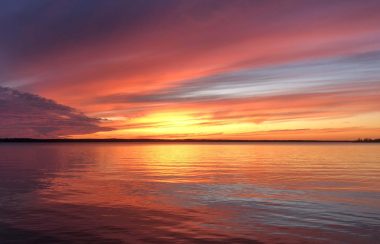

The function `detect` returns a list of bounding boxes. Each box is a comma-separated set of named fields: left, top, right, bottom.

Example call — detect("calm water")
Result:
left=0, top=143, right=379, bottom=243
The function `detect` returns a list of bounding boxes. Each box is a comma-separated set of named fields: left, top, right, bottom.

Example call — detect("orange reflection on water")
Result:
left=14, top=142, right=379, bottom=242
left=36, top=144, right=217, bottom=211
left=135, top=144, right=203, bottom=183
left=37, top=143, right=380, bottom=205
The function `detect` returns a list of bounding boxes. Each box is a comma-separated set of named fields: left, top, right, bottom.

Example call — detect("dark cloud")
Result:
left=0, top=87, right=112, bottom=138
left=1, top=0, right=379, bottom=92
left=0, top=0, right=236, bottom=74
left=0, top=0, right=172, bottom=64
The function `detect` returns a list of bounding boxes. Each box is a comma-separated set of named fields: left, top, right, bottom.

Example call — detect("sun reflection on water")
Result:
left=1, top=143, right=379, bottom=242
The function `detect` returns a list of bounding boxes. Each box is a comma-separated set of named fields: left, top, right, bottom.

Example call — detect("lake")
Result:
left=0, top=143, right=379, bottom=243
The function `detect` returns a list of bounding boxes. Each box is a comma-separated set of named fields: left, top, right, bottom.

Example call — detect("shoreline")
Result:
left=1, top=138, right=379, bottom=143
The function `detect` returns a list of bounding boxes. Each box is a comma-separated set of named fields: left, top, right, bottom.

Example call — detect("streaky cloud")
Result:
left=95, top=51, right=380, bottom=103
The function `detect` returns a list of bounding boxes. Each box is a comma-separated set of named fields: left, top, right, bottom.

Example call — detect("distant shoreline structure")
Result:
left=0, top=138, right=379, bottom=143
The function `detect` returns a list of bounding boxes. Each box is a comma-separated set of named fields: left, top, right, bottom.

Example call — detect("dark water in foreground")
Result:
left=0, top=143, right=379, bottom=243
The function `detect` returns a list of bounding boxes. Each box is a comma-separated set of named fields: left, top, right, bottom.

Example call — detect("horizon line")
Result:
left=1, top=138, right=379, bottom=143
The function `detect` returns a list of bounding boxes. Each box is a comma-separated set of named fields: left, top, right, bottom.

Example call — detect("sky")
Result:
left=1, top=0, right=380, bottom=140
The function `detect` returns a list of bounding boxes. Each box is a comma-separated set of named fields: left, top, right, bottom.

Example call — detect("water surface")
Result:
left=0, top=143, right=379, bottom=243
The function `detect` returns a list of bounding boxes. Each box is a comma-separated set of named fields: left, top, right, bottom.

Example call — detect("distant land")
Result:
left=0, top=138, right=379, bottom=143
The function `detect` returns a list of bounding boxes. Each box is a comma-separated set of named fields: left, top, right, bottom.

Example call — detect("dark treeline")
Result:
left=0, top=138, right=361, bottom=143
left=355, top=138, right=380, bottom=143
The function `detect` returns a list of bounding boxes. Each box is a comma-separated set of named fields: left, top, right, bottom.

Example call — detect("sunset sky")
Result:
left=1, top=0, right=380, bottom=139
